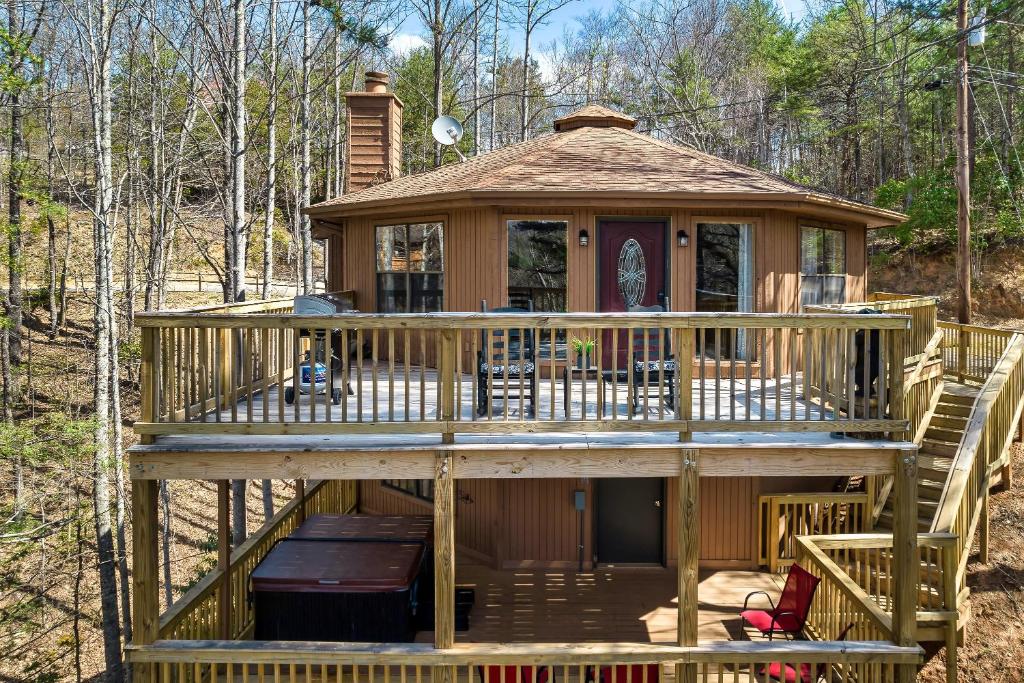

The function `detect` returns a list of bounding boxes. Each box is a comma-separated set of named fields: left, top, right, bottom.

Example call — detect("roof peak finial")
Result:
left=553, top=105, right=637, bottom=132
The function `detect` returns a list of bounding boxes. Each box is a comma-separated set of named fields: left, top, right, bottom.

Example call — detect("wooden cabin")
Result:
left=302, top=73, right=908, bottom=572
left=124, top=71, right=1024, bottom=683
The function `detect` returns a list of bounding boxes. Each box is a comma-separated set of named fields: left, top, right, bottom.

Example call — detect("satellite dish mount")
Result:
left=431, top=115, right=467, bottom=162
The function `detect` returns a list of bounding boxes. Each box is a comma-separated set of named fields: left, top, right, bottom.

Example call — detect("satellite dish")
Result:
left=431, top=115, right=467, bottom=162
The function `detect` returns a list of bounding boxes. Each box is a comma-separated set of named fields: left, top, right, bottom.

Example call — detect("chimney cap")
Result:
left=365, top=71, right=390, bottom=92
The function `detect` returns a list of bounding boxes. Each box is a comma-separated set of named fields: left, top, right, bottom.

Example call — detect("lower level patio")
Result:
left=438, top=562, right=781, bottom=645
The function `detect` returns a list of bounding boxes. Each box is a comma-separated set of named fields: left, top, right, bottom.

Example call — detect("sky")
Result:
left=390, top=0, right=809, bottom=69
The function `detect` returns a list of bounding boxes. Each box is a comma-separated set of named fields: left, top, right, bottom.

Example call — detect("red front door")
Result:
left=598, top=220, right=668, bottom=367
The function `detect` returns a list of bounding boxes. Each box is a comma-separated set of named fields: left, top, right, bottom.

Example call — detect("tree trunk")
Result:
left=263, top=0, right=278, bottom=300
left=433, top=0, right=444, bottom=167
left=6, top=0, right=24, bottom=369
left=160, top=480, right=174, bottom=605
left=490, top=0, right=499, bottom=151
left=262, top=479, right=274, bottom=522
left=520, top=1, right=532, bottom=142
left=299, top=0, right=314, bottom=292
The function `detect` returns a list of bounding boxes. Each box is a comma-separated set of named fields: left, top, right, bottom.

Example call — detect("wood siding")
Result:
left=336, top=205, right=867, bottom=315
left=360, top=476, right=759, bottom=569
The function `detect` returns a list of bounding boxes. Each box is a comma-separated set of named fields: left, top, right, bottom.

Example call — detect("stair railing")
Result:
left=930, top=332, right=1024, bottom=583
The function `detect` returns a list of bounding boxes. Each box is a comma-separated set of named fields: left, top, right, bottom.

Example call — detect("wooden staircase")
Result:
left=876, top=386, right=978, bottom=533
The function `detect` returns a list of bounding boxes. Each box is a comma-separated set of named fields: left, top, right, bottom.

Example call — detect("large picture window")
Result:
left=376, top=222, right=444, bottom=312
left=695, top=222, right=755, bottom=359
left=800, top=226, right=846, bottom=307
left=508, top=219, right=568, bottom=359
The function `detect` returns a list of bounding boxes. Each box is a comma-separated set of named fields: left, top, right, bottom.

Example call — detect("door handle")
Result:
left=654, top=500, right=662, bottom=508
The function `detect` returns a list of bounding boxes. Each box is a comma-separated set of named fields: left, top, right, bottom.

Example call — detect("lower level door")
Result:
left=595, top=478, right=664, bottom=564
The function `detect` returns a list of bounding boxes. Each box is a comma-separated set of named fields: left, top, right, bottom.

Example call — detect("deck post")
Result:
left=893, top=447, right=919, bottom=683
left=677, top=329, right=693, bottom=442
left=140, top=327, right=157, bottom=444
left=131, top=479, right=159, bottom=682
left=440, top=330, right=456, bottom=444
left=889, top=327, right=908, bottom=440
left=676, top=448, right=699, bottom=683
left=434, top=449, right=455, bottom=683
left=217, top=480, right=231, bottom=640
left=942, top=541, right=959, bottom=683
left=979, top=485, right=990, bottom=564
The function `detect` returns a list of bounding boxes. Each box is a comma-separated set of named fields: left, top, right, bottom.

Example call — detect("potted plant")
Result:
left=570, top=336, right=596, bottom=369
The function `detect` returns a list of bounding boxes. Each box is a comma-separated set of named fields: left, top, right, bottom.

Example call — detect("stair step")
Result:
left=876, top=510, right=933, bottom=532
left=939, top=392, right=977, bottom=406
left=929, top=415, right=968, bottom=430
left=918, top=480, right=946, bottom=500
left=920, top=441, right=958, bottom=458
left=925, top=427, right=964, bottom=444
left=934, top=403, right=973, bottom=418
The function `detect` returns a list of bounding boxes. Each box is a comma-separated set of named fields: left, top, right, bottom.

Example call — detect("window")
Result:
left=508, top=219, right=568, bottom=359
left=376, top=222, right=444, bottom=312
left=695, top=223, right=755, bottom=314
left=800, top=226, right=846, bottom=306
left=695, top=223, right=755, bottom=360
left=383, top=479, right=434, bottom=502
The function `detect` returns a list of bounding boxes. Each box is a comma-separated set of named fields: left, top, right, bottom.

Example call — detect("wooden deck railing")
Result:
left=931, top=331, right=1024, bottom=580
left=805, top=293, right=937, bottom=363
left=757, top=493, right=870, bottom=571
left=134, top=311, right=912, bottom=438
left=126, top=640, right=922, bottom=683
left=798, top=533, right=959, bottom=683
left=158, top=479, right=357, bottom=641
left=795, top=535, right=896, bottom=642
left=938, top=321, right=1014, bottom=382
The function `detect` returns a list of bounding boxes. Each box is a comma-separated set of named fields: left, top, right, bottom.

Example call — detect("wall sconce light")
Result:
left=578, top=229, right=590, bottom=247
left=677, top=229, right=689, bottom=247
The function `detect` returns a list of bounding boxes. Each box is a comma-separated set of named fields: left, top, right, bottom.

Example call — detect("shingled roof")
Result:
left=307, top=106, right=905, bottom=226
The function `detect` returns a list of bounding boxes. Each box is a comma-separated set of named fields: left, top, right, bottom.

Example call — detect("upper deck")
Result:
left=132, top=294, right=938, bottom=467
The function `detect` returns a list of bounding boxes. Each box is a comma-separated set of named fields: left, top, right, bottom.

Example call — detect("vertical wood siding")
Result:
left=359, top=476, right=756, bottom=569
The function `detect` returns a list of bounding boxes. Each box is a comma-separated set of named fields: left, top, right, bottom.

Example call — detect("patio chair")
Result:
left=586, top=664, right=660, bottom=683
left=628, top=304, right=675, bottom=413
left=477, top=301, right=537, bottom=417
left=740, top=563, right=820, bottom=640
left=478, top=666, right=550, bottom=683
left=759, top=622, right=855, bottom=682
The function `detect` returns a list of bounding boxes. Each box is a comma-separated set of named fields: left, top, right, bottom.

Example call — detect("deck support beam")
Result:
left=434, top=450, right=456, bottom=683
left=131, top=479, right=159, bottom=682
left=892, top=448, right=919, bottom=683
left=676, top=448, right=699, bottom=683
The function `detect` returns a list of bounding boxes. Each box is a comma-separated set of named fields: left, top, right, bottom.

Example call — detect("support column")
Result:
left=217, top=480, right=231, bottom=640
left=434, top=450, right=456, bottom=683
left=676, top=448, right=699, bottom=683
left=893, top=448, right=919, bottom=683
left=941, top=542, right=959, bottom=683
left=131, top=479, right=159, bottom=681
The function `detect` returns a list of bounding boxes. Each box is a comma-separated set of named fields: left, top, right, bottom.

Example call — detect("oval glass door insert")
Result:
left=617, top=238, right=647, bottom=307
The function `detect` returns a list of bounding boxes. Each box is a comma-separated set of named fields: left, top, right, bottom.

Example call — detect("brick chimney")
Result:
left=344, top=71, right=403, bottom=193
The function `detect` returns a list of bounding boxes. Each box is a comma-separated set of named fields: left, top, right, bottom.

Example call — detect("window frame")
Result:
left=382, top=479, right=434, bottom=503
left=374, top=219, right=446, bottom=313
left=799, top=224, right=847, bottom=307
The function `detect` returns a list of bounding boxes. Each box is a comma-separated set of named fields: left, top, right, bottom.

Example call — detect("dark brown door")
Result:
left=598, top=220, right=668, bottom=368
left=595, top=478, right=664, bottom=564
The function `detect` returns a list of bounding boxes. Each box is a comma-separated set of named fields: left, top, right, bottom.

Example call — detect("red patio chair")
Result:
left=759, top=622, right=856, bottom=682
left=740, top=563, right=820, bottom=640
left=478, top=666, right=550, bottom=683
left=587, top=664, right=660, bottom=683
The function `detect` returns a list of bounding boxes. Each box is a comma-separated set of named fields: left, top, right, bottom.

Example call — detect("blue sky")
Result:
left=391, top=0, right=808, bottom=60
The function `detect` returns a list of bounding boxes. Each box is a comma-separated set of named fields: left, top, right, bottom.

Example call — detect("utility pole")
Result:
left=956, top=0, right=971, bottom=324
